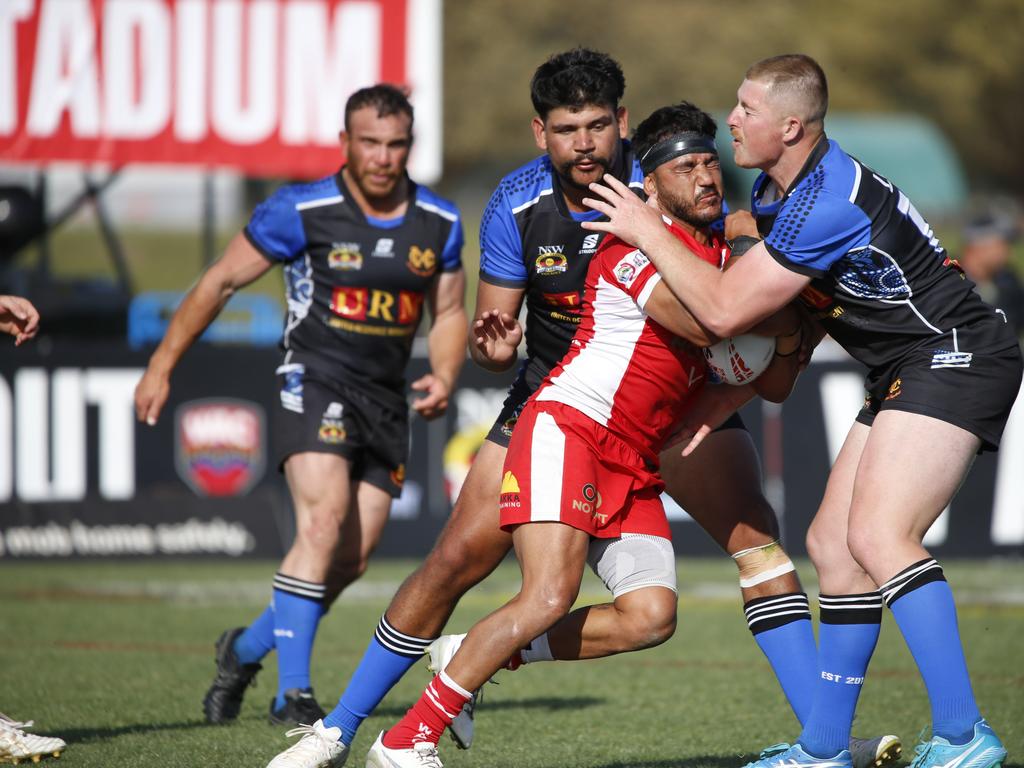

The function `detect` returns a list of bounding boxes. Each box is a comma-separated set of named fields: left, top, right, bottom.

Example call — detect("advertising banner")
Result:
left=1, top=341, right=1021, bottom=559
left=0, top=0, right=443, bottom=181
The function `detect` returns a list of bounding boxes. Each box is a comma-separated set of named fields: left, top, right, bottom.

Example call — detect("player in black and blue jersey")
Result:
left=134, top=84, right=467, bottom=728
left=585, top=53, right=1020, bottom=768
left=264, top=50, right=904, bottom=768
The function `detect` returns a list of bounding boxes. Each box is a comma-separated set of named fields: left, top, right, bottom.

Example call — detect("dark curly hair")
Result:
left=530, top=48, right=625, bottom=119
left=632, top=102, right=717, bottom=164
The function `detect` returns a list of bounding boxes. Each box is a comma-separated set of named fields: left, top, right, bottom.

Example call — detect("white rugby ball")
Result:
left=703, top=334, right=776, bottom=385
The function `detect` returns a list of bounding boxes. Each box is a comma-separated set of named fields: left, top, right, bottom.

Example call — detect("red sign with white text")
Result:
left=0, top=0, right=442, bottom=181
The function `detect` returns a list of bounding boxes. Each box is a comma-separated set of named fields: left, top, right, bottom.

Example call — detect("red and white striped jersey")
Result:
left=535, top=218, right=728, bottom=464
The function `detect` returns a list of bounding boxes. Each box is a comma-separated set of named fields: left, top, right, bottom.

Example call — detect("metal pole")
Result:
left=35, top=170, right=50, bottom=277
left=202, top=172, right=216, bottom=267
left=87, top=170, right=134, bottom=294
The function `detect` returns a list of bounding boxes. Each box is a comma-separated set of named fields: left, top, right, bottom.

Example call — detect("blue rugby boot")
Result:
left=743, top=743, right=853, bottom=768
left=909, top=720, right=1006, bottom=768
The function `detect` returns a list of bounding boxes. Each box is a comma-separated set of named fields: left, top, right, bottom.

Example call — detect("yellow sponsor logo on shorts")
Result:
left=390, top=463, right=406, bottom=487
left=500, top=471, right=520, bottom=494
left=885, top=378, right=902, bottom=401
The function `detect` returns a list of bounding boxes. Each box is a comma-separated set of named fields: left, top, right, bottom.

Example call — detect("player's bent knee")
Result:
left=520, top=582, right=578, bottom=624
left=620, top=590, right=677, bottom=650
left=295, top=512, right=344, bottom=554
left=805, top=518, right=839, bottom=569
left=845, top=523, right=893, bottom=574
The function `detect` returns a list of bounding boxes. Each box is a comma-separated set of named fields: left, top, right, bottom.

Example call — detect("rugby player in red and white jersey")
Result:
left=365, top=101, right=804, bottom=768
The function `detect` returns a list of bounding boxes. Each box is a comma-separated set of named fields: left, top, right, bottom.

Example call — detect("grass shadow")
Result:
left=56, top=719, right=222, bottom=744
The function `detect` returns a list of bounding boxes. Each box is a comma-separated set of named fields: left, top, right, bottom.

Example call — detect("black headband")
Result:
left=639, top=132, right=718, bottom=175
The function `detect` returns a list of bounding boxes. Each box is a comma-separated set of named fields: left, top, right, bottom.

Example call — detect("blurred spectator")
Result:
left=960, top=208, right=1024, bottom=335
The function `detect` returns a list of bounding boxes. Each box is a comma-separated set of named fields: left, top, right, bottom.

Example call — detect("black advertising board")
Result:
left=1, top=341, right=1021, bottom=559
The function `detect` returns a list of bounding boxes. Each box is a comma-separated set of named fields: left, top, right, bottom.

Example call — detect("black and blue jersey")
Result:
left=479, top=142, right=643, bottom=391
left=753, top=138, right=1016, bottom=399
left=245, top=169, right=463, bottom=409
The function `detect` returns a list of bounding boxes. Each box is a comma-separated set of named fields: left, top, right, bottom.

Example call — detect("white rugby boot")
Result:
left=850, top=734, right=903, bottom=768
left=365, top=732, right=443, bottom=768
left=0, top=713, right=66, bottom=764
left=265, top=719, right=348, bottom=768
left=425, top=634, right=477, bottom=749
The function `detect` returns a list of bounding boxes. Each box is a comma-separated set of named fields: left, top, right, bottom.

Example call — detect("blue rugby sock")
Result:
left=798, top=592, right=882, bottom=758
left=744, top=592, right=817, bottom=725
left=272, top=572, right=326, bottom=709
left=882, top=559, right=980, bottom=744
left=234, top=603, right=276, bottom=665
left=324, top=615, right=437, bottom=745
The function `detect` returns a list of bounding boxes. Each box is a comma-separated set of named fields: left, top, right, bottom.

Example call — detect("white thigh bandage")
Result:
left=587, top=533, right=677, bottom=598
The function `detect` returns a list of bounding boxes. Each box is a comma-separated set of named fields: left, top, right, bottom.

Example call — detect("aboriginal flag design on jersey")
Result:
left=752, top=138, right=1017, bottom=399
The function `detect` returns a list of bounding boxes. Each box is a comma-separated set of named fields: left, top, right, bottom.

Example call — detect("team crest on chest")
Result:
left=407, top=246, right=437, bottom=276
left=535, top=245, right=567, bottom=275
left=328, top=242, right=363, bottom=270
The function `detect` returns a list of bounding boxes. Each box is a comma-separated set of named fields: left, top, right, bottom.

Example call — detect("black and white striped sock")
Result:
left=743, top=592, right=811, bottom=635
left=374, top=615, right=437, bottom=659
left=819, top=591, right=883, bottom=624
left=880, top=558, right=946, bottom=607
left=273, top=572, right=327, bottom=603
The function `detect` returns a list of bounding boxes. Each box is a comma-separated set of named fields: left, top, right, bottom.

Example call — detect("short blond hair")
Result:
left=746, top=54, right=828, bottom=127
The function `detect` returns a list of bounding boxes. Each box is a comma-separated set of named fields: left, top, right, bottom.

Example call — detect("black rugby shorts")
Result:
left=274, top=369, right=409, bottom=497
left=857, top=341, right=1023, bottom=452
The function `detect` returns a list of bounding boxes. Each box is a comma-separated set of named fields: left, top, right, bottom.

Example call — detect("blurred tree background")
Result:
left=443, top=0, right=1023, bottom=193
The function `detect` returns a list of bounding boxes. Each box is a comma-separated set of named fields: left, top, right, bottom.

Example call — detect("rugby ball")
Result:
left=703, top=334, right=776, bottom=385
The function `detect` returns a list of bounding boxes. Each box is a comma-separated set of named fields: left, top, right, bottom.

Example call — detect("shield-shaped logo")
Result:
left=175, top=399, right=266, bottom=497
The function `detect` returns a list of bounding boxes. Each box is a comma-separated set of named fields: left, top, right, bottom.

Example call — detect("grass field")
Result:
left=1, top=558, right=1022, bottom=768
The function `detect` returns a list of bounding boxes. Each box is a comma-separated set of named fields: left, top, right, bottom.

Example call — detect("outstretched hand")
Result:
left=581, top=173, right=666, bottom=252
left=472, top=308, right=523, bottom=368
left=0, top=295, right=40, bottom=345
left=411, top=372, right=451, bottom=420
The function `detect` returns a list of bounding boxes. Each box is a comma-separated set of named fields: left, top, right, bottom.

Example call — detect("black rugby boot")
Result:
left=202, top=627, right=262, bottom=723
left=268, top=688, right=327, bottom=726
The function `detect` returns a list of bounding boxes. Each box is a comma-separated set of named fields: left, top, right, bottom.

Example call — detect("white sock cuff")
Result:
left=438, top=669, right=473, bottom=699
left=521, top=632, right=553, bottom=663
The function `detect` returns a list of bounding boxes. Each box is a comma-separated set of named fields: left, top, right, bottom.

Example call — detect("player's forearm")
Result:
left=428, top=307, right=469, bottom=390
left=640, top=227, right=740, bottom=338
left=147, top=276, right=235, bottom=377
left=753, top=346, right=801, bottom=403
left=749, top=305, right=801, bottom=338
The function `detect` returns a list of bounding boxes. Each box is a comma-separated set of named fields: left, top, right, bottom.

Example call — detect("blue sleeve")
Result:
left=764, top=191, right=871, bottom=277
left=441, top=215, right=464, bottom=271
left=244, top=188, right=307, bottom=263
left=478, top=185, right=526, bottom=287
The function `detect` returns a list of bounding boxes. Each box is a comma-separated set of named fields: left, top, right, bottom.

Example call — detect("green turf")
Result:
left=1, top=558, right=1021, bottom=767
